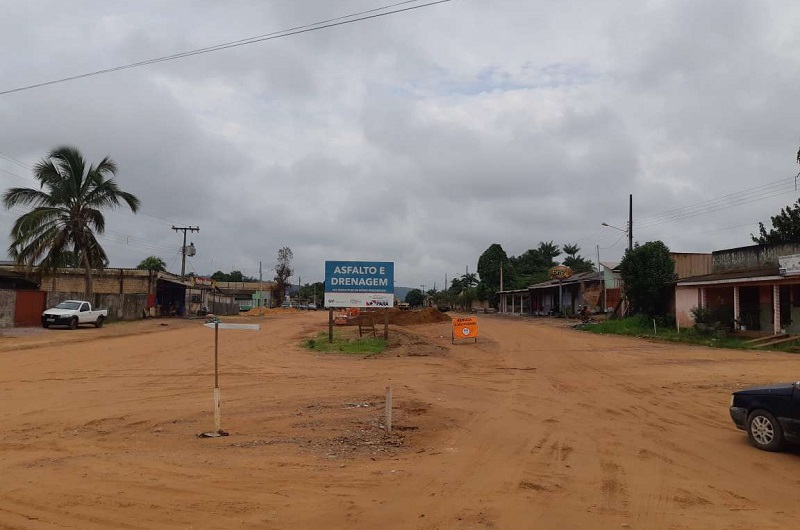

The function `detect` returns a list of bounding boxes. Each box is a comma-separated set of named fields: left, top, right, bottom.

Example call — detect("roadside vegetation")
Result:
left=580, top=315, right=753, bottom=349
left=303, top=331, right=387, bottom=355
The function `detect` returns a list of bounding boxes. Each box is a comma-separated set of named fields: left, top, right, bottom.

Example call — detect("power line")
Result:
left=0, top=151, right=30, bottom=170
left=636, top=178, right=797, bottom=228
left=0, top=0, right=456, bottom=96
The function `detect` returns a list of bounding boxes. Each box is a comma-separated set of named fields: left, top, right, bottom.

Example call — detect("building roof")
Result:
left=599, top=261, right=619, bottom=270
left=529, top=271, right=603, bottom=290
left=676, top=264, right=782, bottom=286
left=496, top=288, right=530, bottom=295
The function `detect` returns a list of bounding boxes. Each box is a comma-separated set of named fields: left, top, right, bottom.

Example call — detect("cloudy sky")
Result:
left=2, top=0, right=800, bottom=288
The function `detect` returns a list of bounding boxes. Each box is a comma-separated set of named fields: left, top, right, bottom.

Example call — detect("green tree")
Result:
left=508, top=241, right=562, bottom=288
left=561, top=243, right=595, bottom=273
left=137, top=256, right=166, bottom=272
left=477, top=243, right=512, bottom=298
left=273, top=247, right=293, bottom=304
left=618, top=241, right=676, bottom=316
left=751, top=199, right=800, bottom=245
left=3, top=146, right=140, bottom=296
left=461, top=272, right=479, bottom=288
left=405, top=288, right=424, bottom=307
left=210, top=269, right=257, bottom=282
left=299, top=281, right=324, bottom=301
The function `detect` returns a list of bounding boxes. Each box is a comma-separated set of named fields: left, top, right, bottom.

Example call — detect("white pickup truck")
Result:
left=41, top=300, right=108, bottom=329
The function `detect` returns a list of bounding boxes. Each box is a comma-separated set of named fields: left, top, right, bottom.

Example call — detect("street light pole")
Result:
left=601, top=195, right=633, bottom=252
left=628, top=194, right=633, bottom=252
left=601, top=221, right=630, bottom=250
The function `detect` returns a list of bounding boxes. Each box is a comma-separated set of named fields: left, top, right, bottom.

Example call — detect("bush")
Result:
left=690, top=306, right=728, bottom=336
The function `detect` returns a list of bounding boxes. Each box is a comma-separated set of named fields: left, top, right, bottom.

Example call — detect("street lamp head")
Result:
left=601, top=222, right=627, bottom=234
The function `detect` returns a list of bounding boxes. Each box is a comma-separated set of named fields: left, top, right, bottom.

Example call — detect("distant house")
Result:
left=213, top=281, right=275, bottom=311
left=498, top=271, right=604, bottom=316
left=496, top=252, right=712, bottom=317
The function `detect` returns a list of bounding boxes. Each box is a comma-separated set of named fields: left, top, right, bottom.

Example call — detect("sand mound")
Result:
left=243, top=307, right=298, bottom=316
left=346, top=307, right=450, bottom=327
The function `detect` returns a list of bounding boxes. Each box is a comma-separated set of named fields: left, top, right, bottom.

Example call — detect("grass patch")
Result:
left=303, top=331, right=387, bottom=355
left=581, top=315, right=752, bottom=349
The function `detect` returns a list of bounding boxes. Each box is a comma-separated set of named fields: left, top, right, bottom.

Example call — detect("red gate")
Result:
left=14, top=291, right=47, bottom=327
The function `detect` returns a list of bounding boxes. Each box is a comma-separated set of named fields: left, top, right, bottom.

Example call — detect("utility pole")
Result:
left=628, top=194, right=633, bottom=252
left=500, top=261, right=504, bottom=313
left=172, top=225, right=199, bottom=280
left=259, top=261, right=263, bottom=308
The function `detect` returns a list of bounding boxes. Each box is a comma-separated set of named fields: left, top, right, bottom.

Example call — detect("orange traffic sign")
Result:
left=452, top=316, right=478, bottom=343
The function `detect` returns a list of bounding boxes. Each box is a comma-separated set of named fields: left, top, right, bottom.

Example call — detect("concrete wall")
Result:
left=46, top=292, right=148, bottom=321
left=713, top=243, right=800, bottom=272
left=675, top=286, right=699, bottom=329
left=41, top=270, right=155, bottom=295
left=0, top=290, right=15, bottom=327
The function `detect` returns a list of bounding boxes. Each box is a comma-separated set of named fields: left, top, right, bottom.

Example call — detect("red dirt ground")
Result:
left=0, top=312, right=798, bottom=529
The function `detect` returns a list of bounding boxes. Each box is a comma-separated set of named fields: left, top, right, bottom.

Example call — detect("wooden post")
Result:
left=214, top=321, right=221, bottom=432
left=383, top=308, right=389, bottom=340
left=328, top=308, right=333, bottom=343
left=385, top=385, right=392, bottom=434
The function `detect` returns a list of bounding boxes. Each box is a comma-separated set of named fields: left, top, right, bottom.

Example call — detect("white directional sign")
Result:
left=203, top=323, right=261, bottom=330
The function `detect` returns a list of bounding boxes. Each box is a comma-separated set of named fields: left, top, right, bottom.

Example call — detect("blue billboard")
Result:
left=324, top=261, right=394, bottom=308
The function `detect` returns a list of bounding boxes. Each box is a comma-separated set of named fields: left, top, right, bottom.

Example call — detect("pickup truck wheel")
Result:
left=747, top=409, right=784, bottom=451
left=69, top=317, right=78, bottom=330
left=95, top=316, right=104, bottom=328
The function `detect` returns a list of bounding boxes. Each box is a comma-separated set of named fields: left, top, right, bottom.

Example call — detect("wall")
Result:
left=713, top=243, right=800, bottom=272
left=672, top=253, right=712, bottom=279
left=0, top=290, right=15, bottom=327
left=46, top=292, right=148, bottom=321
left=42, top=270, right=154, bottom=295
left=675, top=287, right=699, bottom=329
left=582, top=283, right=602, bottom=310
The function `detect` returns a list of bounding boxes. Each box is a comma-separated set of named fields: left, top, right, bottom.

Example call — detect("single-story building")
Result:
left=213, top=281, right=275, bottom=311
left=0, top=265, right=239, bottom=327
left=675, top=242, right=800, bottom=335
left=497, top=252, right=712, bottom=317
left=498, top=271, right=604, bottom=316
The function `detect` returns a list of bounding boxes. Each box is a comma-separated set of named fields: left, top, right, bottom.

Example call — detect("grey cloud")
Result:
left=2, top=0, right=799, bottom=288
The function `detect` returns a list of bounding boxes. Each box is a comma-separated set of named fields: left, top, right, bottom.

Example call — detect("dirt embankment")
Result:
left=345, top=307, right=451, bottom=326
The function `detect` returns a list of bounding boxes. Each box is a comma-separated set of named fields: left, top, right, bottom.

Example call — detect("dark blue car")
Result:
left=730, top=381, right=800, bottom=451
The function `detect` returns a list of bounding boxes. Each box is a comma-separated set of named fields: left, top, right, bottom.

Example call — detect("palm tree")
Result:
left=137, top=256, right=167, bottom=272
left=461, top=272, right=479, bottom=288
left=562, top=243, right=580, bottom=259
left=3, top=146, right=140, bottom=296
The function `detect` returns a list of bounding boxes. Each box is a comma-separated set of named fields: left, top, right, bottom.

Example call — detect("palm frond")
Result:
left=3, top=187, right=53, bottom=209
left=84, top=207, right=106, bottom=234
left=10, top=207, right=64, bottom=240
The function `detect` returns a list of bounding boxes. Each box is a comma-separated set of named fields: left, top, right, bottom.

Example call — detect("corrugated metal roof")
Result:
left=529, top=271, right=603, bottom=290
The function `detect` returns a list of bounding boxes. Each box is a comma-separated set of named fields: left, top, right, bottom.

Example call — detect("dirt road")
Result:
left=0, top=313, right=798, bottom=529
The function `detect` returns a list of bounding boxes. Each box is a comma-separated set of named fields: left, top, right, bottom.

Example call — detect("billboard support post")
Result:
left=328, top=308, right=334, bottom=343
